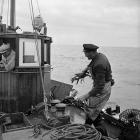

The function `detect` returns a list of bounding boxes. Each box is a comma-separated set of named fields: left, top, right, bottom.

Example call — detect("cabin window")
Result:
left=44, top=43, right=47, bottom=63
left=44, top=42, right=50, bottom=64
left=19, top=38, right=41, bottom=67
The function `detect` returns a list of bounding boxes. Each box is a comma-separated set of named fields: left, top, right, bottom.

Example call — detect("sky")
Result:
left=1, top=0, right=140, bottom=47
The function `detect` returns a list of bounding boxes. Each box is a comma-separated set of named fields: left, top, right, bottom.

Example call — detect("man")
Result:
left=0, top=42, right=15, bottom=71
left=71, top=44, right=114, bottom=125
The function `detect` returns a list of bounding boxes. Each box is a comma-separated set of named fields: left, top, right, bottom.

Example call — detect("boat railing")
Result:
left=0, top=71, right=50, bottom=74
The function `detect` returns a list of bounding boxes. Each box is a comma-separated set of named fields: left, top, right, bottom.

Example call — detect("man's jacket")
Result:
left=87, top=53, right=113, bottom=97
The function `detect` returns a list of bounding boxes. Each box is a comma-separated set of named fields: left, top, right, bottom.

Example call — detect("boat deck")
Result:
left=0, top=106, right=87, bottom=140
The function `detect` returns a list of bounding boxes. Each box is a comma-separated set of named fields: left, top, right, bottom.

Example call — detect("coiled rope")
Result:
left=41, top=123, right=102, bottom=140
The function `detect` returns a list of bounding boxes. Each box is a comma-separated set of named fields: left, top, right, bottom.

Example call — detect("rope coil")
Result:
left=42, top=124, right=102, bottom=140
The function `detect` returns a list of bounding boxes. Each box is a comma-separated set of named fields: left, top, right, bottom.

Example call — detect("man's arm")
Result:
left=71, top=67, right=90, bottom=84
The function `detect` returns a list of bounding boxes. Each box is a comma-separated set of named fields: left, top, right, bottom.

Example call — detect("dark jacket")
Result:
left=87, top=53, right=113, bottom=97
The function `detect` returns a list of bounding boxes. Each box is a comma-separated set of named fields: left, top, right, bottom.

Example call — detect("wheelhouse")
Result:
left=0, top=32, right=52, bottom=112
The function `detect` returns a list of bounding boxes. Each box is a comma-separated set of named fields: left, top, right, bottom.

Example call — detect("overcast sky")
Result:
left=2, top=0, right=140, bottom=47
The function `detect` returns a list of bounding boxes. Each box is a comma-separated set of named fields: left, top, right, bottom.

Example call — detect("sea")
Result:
left=51, top=45, right=140, bottom=111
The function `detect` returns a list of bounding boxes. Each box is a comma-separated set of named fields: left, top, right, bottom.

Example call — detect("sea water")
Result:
left=51, top=45, right=140, bottom=111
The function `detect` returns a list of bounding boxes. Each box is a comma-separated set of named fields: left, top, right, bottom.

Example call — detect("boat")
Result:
left=0, top=0, right=140, bottom=140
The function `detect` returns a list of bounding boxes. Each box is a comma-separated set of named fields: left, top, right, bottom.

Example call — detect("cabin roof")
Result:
left=0, top=32, right=52, bottom=42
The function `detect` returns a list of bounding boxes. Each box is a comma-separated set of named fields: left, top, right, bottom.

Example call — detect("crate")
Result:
left=0, top=112, right=32, bottom=133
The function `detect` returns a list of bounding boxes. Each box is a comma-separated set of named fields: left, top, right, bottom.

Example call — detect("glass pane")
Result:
left=19, top=38, right=41, bottom=67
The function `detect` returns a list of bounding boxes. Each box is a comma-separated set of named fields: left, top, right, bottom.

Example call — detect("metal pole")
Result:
left=10, top=0, right=16, bottom=28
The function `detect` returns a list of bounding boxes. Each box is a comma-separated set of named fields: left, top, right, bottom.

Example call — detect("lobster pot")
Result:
left=0, top=33, right=52, bottom=113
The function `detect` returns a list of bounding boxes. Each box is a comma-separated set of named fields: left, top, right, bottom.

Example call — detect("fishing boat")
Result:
left=0, top=0, right=140, bottom=140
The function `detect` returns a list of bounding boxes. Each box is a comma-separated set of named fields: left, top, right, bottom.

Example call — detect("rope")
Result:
left=28, top=0, right=34, bottom=31
left=32, top=31, right=49, bottom=118
left=30, top=0, right=35, bottom=29
left=28, top=0, right=49, bottom=118
left=36, top=0, right=41, bottom=16
left=6, top=0, right=10, bottom=25
left=0, top=0, right=4, bottom=17
left=33, top=34, right=47, bottom=98
left=29, top=0, right=49, bottom=115
left=28, top=0, right=46, bottom=94
left=41, top=124, right=102, bottom=140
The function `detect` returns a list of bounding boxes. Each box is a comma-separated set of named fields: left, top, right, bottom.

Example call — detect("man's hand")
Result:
left=71, top=73, right=85, bottom=84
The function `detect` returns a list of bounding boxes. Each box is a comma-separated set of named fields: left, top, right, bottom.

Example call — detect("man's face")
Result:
left=84, top=50, right=97, bottom=60
left=84, top=51, right=92, bottom=60
left=2, top=49, right=11, bottom=57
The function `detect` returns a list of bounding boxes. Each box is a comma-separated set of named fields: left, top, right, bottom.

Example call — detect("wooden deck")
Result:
left=0, top=106, right=86, bottom=140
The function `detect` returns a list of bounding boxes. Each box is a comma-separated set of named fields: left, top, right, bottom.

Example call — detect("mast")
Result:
left=10, top=0, right=15, bottom=28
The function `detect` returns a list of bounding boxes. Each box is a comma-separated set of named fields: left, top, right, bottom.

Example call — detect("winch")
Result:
left=55, top=103, right=66, bottom=117
left=50, top=99, right=60, bottom=113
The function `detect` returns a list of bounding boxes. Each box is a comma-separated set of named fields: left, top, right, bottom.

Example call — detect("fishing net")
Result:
left=119, top=109, right=140, bottom=124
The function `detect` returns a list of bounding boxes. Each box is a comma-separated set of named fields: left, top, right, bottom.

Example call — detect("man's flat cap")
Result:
left=83, top=44, right=99, bottom=52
